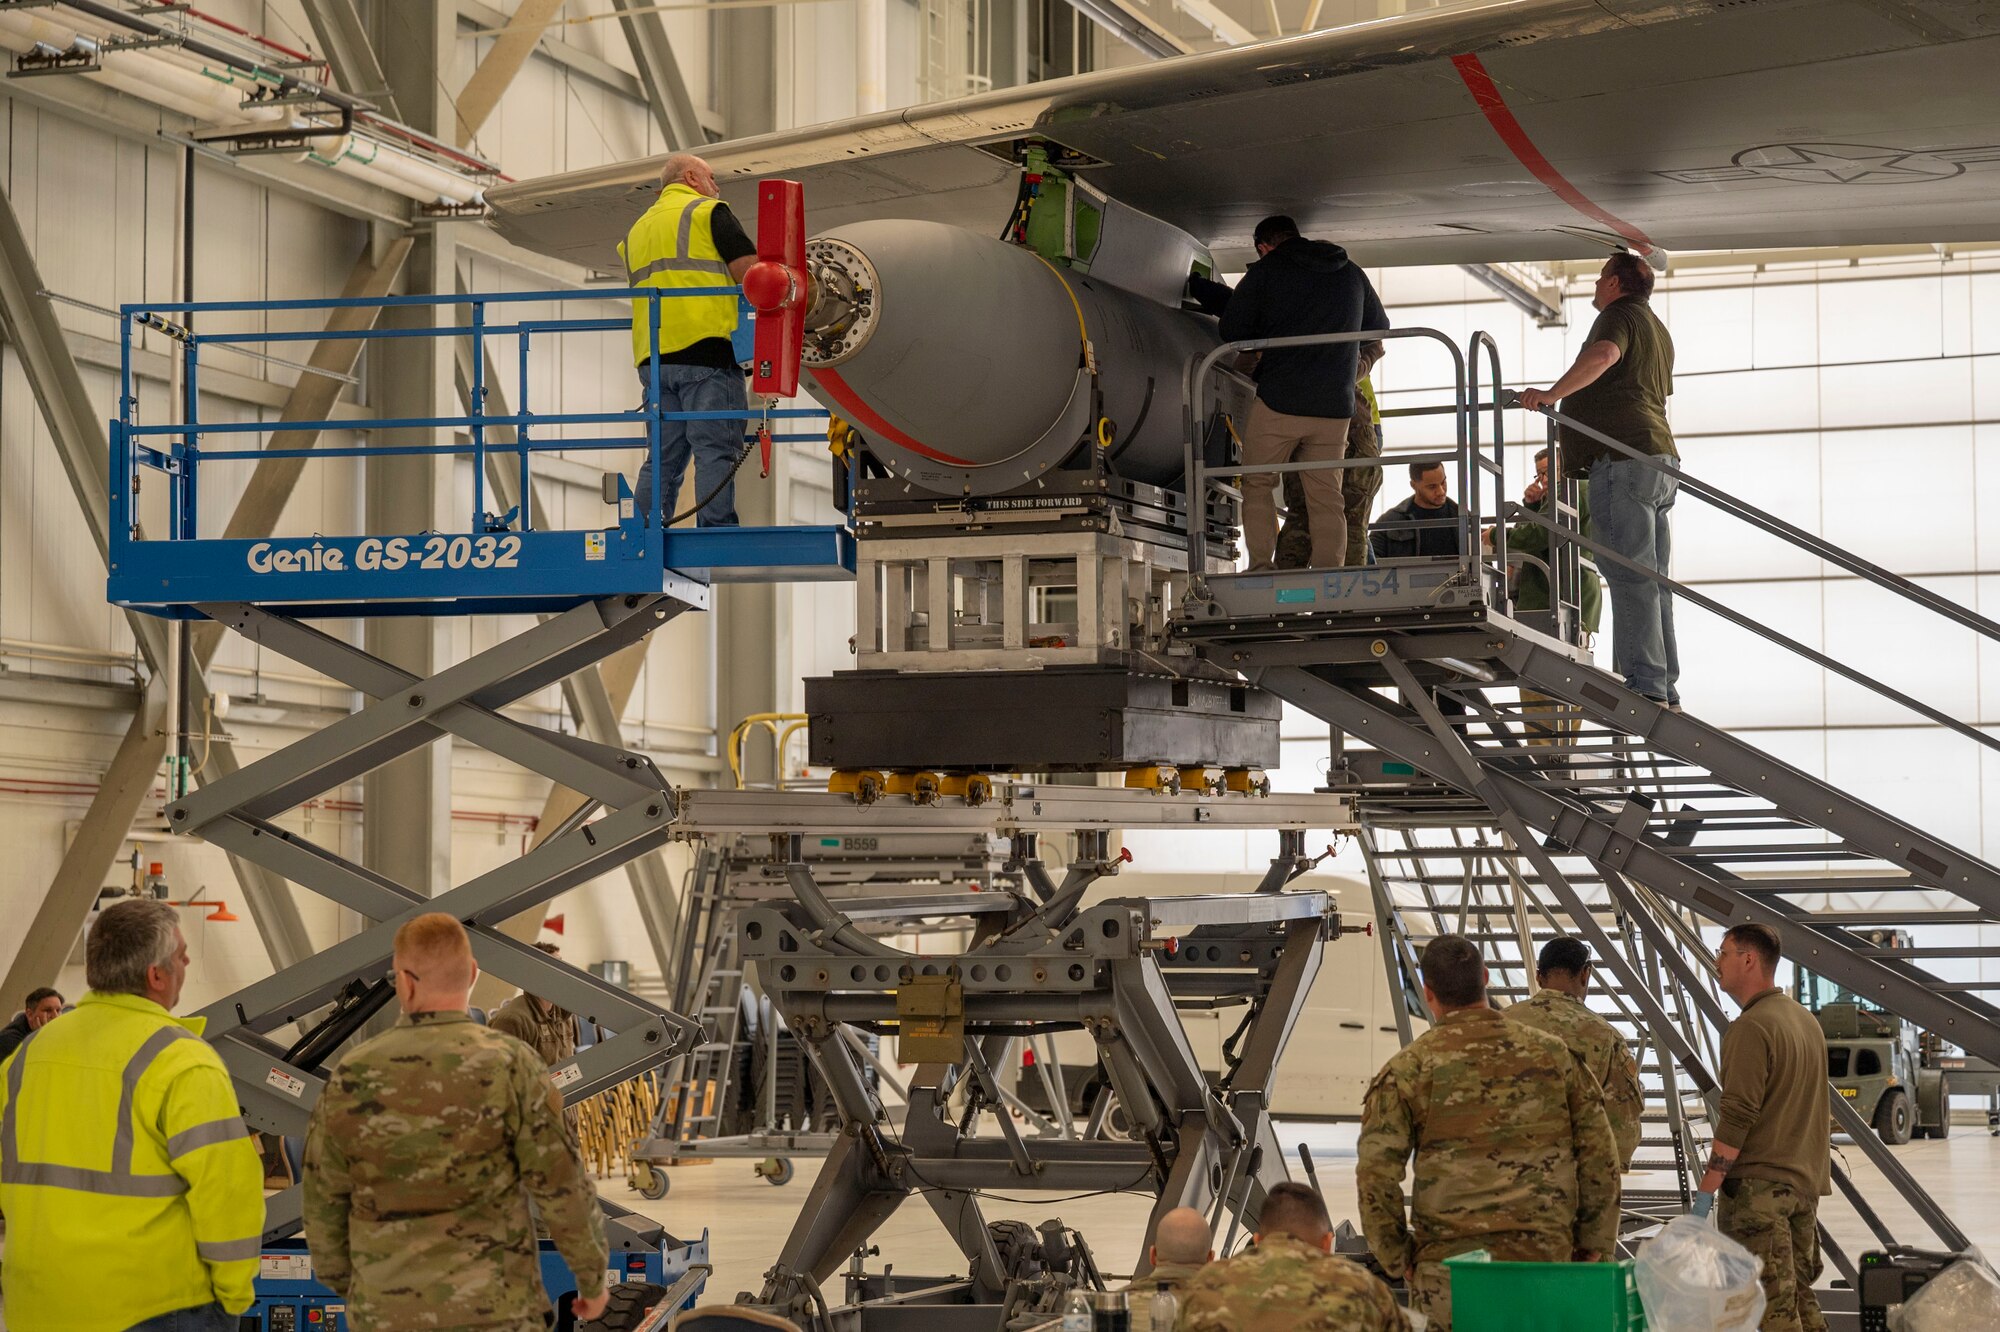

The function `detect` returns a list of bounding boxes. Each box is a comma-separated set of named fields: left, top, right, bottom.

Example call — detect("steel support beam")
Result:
left=298, top=0, right=400, bottom=114
left=457, top=1, right=646, bottom=106
left=366, top=4, right=457, bottom=902
left=1055, top=0, right=1191, bottom=58
left=454, top=0, right=569, bottom=146
left=0, top=684, right=166, bottom=1006
left=609, top=0, right=707, bottom=150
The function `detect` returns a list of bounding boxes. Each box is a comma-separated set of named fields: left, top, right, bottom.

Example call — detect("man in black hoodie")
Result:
left=1195, top=216, right=1390, bottom=569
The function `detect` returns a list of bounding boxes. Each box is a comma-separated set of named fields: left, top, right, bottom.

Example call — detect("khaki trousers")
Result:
left=1241, top=399, right=1348, bottom=569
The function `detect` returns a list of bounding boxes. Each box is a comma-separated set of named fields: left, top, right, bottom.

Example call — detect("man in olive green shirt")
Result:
left=1520, top=253, right=1680, bottom=707
left=1494, top=446, right=1602, bottom=636
left=1695, top=923, right=1831, bottom=1332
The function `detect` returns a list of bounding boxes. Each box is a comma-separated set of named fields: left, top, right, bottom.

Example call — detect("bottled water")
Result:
left=1148, top=1287, right=1180, bottom=1332
left=1062, top=1289, right=1093, bottom=1332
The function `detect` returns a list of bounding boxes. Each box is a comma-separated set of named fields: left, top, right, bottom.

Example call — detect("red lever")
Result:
left=746, top=179, right=807, bottom=397
left=758, top=423, right=772, bottom=479
left=1118, top=846, right=1134, bottom=864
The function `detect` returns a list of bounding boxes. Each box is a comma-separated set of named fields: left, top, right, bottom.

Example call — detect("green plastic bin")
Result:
left=1443, top=1250, right=1646, bottom=1332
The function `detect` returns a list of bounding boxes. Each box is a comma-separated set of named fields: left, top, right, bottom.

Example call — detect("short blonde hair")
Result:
left=393, top=913, right=476, bottom=988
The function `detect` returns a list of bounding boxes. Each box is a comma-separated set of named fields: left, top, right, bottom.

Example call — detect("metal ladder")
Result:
left=670, top=915, right=751, bottom=1146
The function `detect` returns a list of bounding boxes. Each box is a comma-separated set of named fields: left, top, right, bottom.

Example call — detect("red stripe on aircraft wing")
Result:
left=1451, top=52, right=1658, bottom=258
left=811, top=368, right=975, bottom=467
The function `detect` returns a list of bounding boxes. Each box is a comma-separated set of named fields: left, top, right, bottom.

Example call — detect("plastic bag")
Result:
left=1890, top=1256, right=2000, bottom=1331
left=1634, top=1215, right=1767, bottom=1332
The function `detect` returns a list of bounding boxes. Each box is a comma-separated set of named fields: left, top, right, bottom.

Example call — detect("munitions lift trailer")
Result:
left=105, top=283, right=853, bottom=1279
left=660, top=783, right=1362, bottom=1330
left=632, top=830, right=1023, bottom=1194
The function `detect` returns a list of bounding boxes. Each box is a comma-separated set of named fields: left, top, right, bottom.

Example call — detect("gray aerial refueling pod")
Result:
left=797, top=219, right=1221, bottom=498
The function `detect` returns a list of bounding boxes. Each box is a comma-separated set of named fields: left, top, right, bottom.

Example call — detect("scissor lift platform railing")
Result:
left=108, top=287, right=854, bottom=619
left=105, top=285, right=854, bottom=1243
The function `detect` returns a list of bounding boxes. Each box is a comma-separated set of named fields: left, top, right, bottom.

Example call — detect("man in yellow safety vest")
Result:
left=622, top=151, right=759, bottom=527
left=0, top=899, right=264, bottom=1332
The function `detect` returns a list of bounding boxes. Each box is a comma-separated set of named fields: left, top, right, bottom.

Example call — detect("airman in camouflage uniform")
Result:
left=489, top=943, right=584, bottom=1133
left=1505, top=937, right=1645, bottom=1169
left=1124, top=1206, right=1213, bottom=1332
left=303, top=914, right=608, bottom=1331
left=1358, top=935, right=1619, bottom=1332
left=1275, top=347, right=1384, bottom=570
left=1177, top=1183, right=1409, bottom=1332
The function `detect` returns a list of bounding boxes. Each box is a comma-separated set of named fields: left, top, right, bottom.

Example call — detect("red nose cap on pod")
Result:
left=742, top=260, right=799, bottom=312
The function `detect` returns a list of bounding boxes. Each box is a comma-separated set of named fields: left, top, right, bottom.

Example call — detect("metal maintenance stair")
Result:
left=1181, top=620, right=1985, bottom=1284
left=1358, top=817, right=1719, bottom=1225
left=1172, top=337, right=2000, bottom=1302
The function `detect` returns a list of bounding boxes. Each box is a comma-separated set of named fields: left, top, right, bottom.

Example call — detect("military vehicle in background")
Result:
left=1796, top=929, right=2000, bottom=1144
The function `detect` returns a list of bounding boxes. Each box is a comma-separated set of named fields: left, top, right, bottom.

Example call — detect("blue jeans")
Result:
left=1591, top=455, right=1680, bottom=703
left=633, top=361, right=747, bottom=527
left=125, top=1305, right=234, bottom=1332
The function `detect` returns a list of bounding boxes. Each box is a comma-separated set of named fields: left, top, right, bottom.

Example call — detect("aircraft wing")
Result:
left=485, top=0, right=2000, bottom=271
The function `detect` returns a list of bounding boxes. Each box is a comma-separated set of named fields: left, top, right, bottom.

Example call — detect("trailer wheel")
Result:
left=577, top=1282, right=672, bottom=1331
left=1875, top=1088, right=1913, bottom=1145
left=635, top=1164, right=670, bottom=1200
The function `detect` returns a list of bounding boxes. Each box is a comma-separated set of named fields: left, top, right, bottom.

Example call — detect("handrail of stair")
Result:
left=1502, top=502, right=2000, bottom=756
left=1517, top=396, right=2000, bottom=643
left=1182, top=326, right=1478, bottom=588
left=1466, top=330, right=1511, bottom=616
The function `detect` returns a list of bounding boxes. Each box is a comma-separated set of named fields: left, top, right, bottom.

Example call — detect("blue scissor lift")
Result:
left=108, top=286, right=854, bottom=1327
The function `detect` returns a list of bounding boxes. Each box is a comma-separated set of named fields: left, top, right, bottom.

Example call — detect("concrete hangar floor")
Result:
left=615, top=1122, right=2000, bottom=1304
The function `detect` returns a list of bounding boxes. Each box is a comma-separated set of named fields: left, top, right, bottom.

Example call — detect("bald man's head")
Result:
left=659, top=152, right=719, bottom=198
left=1255, top=1182, right=1333, bottom=1248
left=1150, top=1207, right=1213, bottom=1267
left=392, top=913, right=477, bottom=1013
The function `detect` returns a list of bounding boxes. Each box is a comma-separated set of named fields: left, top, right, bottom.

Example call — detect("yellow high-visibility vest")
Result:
left=0, top=990, right=265, bottom=1331
left=619, top=182, right=739, bottom=365
left=1357, top=374, right=1381, bottom=426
